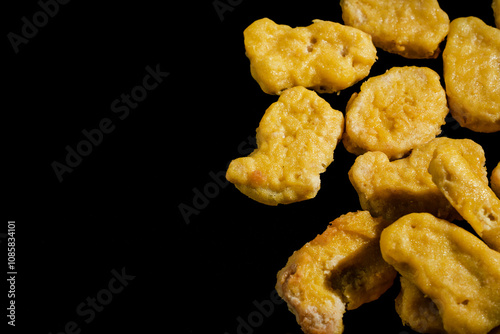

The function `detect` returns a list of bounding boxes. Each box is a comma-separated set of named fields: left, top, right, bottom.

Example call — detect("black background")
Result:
left=5, top=0, right=500, bottom=333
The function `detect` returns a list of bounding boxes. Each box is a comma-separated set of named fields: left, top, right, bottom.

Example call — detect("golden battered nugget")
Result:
left=244, top=18, right=377, bottom=95
left=395, top=277, right=444, bottom=334
left=343, top=66, right=448, bottom=160
left=340, top=0, right=449, bottom=58
left=381, top=213, right=500, bottom=334
left=226, top=87, right=344, bottom=205
left=276, top=211, right=396, bottom=334
left=492, top=162, right=500, bottom=198
left=429, top=143, right=500, bottom=251
left=348, top=137, right=488, bottom=222
left=443, top=17, right=500, bottom=133
left=494, top=0, right=500, bottom=28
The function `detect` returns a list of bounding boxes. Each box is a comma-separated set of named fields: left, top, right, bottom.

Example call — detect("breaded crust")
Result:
left=443, top=17, right=500, bottom=133
left=348, top=137, right=487, bottom=221
left=226, top=87, right=344, bottom=205
left=492, top=162, right=500, bottom=199
left=340, top=0, right=449, bottom=58
left=428, top=142, right=500, bottom=251
left=244, top=18, right=377, bottom=95
left=343, top=66, right=448, bottom=159
left=276, top=211, right=396, bottom=334
left=381, top=213, right=500, bottom=334
left=494, top=0, right=500, bottom=28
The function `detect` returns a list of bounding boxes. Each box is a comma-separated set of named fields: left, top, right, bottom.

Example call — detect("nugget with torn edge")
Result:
left=226, top=87, right=344, bottom=205
left=443, top=17, right=500, bottom=133
left=276, top=211, right=396, bottom=334
left=380, top=213, right=500, bottom=334
left=348, top=137, right=487, bottom=221
left=428, top=142, right=500, bottom=251
left=340, top=0, right=449, bottom=58
left=343, top=66, right=448, bottom=160
left=244, top=18, right=377, bottom=95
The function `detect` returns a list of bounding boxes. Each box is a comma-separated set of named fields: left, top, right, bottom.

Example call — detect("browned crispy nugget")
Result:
left=276, top=211, right=396, bottom=334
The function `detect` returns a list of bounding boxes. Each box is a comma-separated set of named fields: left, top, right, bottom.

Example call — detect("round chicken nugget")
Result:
left=443, top=17, right=500, bottom=133
left=226, top=87, right=344, bottom=205
left=343, top=66, right=448, bottom=159
left=340, top=0, right=449, bottom=59
left=492, top=162, right=500, bottom=199
left=244, top=18, right=377, bottom=95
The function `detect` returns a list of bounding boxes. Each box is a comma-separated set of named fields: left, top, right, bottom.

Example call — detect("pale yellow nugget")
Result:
left=381, top=213, right=500, bottom=334
left=340, top=0, right=449, bottom=59
left=244, top=18, right=377, bottom=95
left=443, top=17, right=500, bottom=133
left=349, top=137, right=488, bottom=221
left=494, top=0, right=500, bottom=28
left=343, top=66, right=448, bottom=160
left=226, top=87, right=344, bottom=205
left=277, top=211, right=396, bottom=334
left=492, top=162, right=500, bottom=199
left=429, top=143, right=500, bottom=251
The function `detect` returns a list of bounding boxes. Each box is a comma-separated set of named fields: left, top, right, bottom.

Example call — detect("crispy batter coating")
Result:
left=340, top=0, right=449, bottom=58
left=428, top=142, right=500, bottom=251
left=226, top=87, right=344, bottom=205
left=443, top=17, right=500, bottom=133
left=492, top=162, right=500, bottom=199
left=348, top=137, right=487, bottom=221
left=380, top=213, right=500, bottom=334
left=276, top=211, right=396, bottom=334
left=244, top=18, right=377, bottom=95
left=494, top=0, right=500, bottom=28
left=343, top=66, right=448, bottom=159
left=395, top=276, right=445, bottom=334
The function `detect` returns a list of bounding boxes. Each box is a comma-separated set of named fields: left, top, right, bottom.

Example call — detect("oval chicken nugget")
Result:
left=348, top=137, right=487, bottom=221
left=276, top=211, right=396, bottom=334
left=443, top=17, right=500, bottom=133
left=380, top=213, right=500, bottom=334
left=244, top=18, right=377, bottom=95
left=340, top=0, right=449, bottom=59
left=226, top=87, right=344, bottom=205
left=428, top=143, right=500, bottom=251
left=343, top=66, right=448, bottom=159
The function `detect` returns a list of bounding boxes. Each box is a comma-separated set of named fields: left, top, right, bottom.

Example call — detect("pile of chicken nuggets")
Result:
left=225, top=0, right=500, bottom=333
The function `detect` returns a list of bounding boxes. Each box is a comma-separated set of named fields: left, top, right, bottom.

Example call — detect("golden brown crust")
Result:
left=276, top=211, right=396, bottom=334
left=492, top=162, right=500, bottom=199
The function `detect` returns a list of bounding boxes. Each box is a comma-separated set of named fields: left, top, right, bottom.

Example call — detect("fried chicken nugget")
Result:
left=348, top=137, right=487, bottom=221
left=343, top=66, right=448, bottom=159
left=244, top=18, right=377, bottom=95
left=443, top=17, right=500, bottom=133
left=380, top=213, right=500, bottom=334
left=340, top=0, right=449, bottom=59
left=276, top=211, right=396, bottom=334
left=492, top=162, right=500, bottom=198
left=428, top=142, right=500, bottom=251
left=494, top=0, right=500, bottom=28
left=226, top=87, right=344, bottom=205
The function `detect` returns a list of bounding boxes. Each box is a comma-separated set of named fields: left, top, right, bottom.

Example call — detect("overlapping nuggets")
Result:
left=348, top=137, right=488, bottom=221
left=340, top=0, right=449, bottom=58
left=244, top=18, right=377, bottom=94
left=226, top=87, right=344, bottom=205
left=343, top=66, right=448, bottom=160
left=276, top=211, right=396, bottom=334
left=443, top=17, right=500, bottom=133
left=428, top=142, right=500, bottom=251
left=380, top=213, right=500, bottom=334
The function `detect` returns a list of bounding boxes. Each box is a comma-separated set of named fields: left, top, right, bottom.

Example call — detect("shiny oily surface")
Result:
left=244, top=18, right=377, bottom=95
left=443, top=17, right=500, bottom=133
left=343, top=66, right=448, bottom=160
left=226, top=87, right=344, bottom=205
left=348, top=137, right=488, bottom=222
left=380, top=213, right=500, bottom=334
left=340, top=0, right=449, bottom=58
left=276, top=211, right=396, bottom=334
